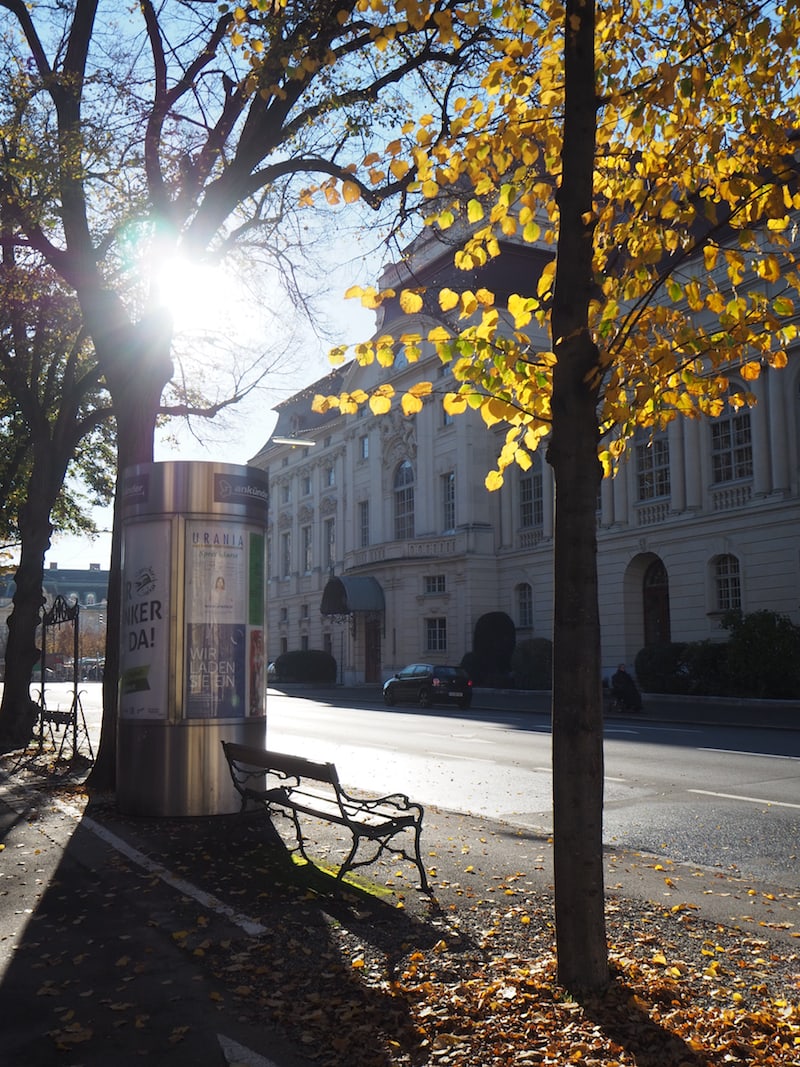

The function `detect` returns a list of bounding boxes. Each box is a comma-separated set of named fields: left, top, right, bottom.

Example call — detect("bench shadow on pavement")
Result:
left=4, top=794, right=472, bottom=1065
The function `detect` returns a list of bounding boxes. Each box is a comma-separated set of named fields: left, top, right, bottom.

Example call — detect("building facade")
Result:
left=250, top=235, right=800, bottom=685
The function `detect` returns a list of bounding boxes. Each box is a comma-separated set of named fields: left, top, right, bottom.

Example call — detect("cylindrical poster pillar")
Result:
left=117, top=461, right=269, bottom=816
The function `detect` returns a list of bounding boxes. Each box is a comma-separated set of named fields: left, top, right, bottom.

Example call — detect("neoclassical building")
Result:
left=250, top=233, right=800, bottom=684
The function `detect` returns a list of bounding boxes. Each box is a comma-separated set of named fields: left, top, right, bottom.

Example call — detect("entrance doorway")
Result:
left=643, top=558, right=671, bottom=645
left=364, top=618, right=382, bottom=683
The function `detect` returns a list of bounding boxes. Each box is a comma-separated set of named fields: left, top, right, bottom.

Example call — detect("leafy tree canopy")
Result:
left=313, top=0, right=800, bottom=483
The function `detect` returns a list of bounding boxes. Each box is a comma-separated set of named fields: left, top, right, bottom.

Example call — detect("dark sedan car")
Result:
left=383, top=663, right=472, bottom=709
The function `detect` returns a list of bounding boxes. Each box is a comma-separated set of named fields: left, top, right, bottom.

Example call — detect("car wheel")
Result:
left=418, top=687, right=432, bottom=708
left=383, top=688, right=395, bottom=706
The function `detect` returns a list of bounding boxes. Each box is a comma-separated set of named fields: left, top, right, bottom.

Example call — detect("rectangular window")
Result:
left=636, top=437, right=671, bottom=501
left=301, top=474, right=311, bottom=496
left=324, top=517, right=336, bottom=569
left=301, top=634, right=309, bottom=652
left=301, top=525, right=312, bottom=573
left=358, top=500, right=370, bottom=548
left=325, top=465, right=335, bottom=487
left=441, top=471, right=455, bottom=530
left=712, top=414, right=752, bottom=483
left=280, top=531, right=291, bottom=578
left=301, top=603, right=309, bottom=619
left=425, top=617, right=447, bottom=652
left=517, top=583, right=533, bottom=627
left=359, top=435, right=369, bottom=460
left=281, top=482, right=291, bottom=505
left=424, top=575, right=446, bottom=595
left=520, top=468, right=544, bottom=528
left=715, top=555, right=742, bottom=612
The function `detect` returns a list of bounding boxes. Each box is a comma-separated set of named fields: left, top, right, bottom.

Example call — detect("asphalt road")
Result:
left=20, top=680, right=800, bottom=888
left=265, top=690, right=800, bottom=890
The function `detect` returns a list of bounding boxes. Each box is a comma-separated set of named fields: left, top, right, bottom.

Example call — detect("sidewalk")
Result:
left=0, top=684, right=797, bottom=1065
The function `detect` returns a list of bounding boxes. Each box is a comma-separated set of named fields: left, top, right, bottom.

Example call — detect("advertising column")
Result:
left=117, top=462, right=268, bottom=817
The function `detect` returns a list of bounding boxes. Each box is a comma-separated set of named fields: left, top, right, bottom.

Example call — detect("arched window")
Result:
left=714, top=554, right=741, bottom=613
left=516, top=583, right=533, bottom=628
left=394, top=460, right=415, bottom=540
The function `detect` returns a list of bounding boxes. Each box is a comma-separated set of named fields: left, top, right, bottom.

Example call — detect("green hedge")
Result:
left=511, top=637, right=553, bottom=690
left=272, top=649, right=337, bottom=684
left=634, top=611, right=800, bottom=699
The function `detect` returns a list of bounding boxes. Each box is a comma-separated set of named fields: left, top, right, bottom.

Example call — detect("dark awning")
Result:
left=320, top=576, right=384, bottom=615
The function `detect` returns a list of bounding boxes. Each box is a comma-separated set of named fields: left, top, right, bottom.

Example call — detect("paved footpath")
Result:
left=0, top=683, right=797, bottom=1066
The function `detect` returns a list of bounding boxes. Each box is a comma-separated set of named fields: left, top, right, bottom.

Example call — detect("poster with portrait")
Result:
left=184, top=522, right=265, bottom=718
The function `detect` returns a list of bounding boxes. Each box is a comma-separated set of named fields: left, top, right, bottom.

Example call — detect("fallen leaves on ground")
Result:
left=3, top=760, right=797, bottom=1066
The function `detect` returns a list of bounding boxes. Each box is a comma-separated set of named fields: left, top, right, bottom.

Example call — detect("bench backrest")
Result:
left=221, top=741, right=340, bottom=789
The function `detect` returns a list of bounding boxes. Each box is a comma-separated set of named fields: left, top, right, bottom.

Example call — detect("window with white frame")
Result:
left=517, top=582, right=533, bottom=627
left=424, top=575, right=446, bottom=595
left=714, top=554, right=741, bottom=612
left=636, top=435, right=671, bottom=500
left=301, top=473, right=311, bottom=496
left=425, top=617, right=447, bottom=652
left=324, top=464, right=335, bottom=487
left=711, top=410, right=752, bottom=483
left=280, top=532, right=291, bottom=577
left=520, top=458, right=544, bottom=528
left=281, top=481, right=291, bottom=504
left=358, top=500, right=370, bottom=548
left=441, top=471, right=455, bottom=531
left=301, top=525, right=312, bottom=573
left=359, top=435, right=369, bottom=460
left=394, top=460, right=415, bottom=540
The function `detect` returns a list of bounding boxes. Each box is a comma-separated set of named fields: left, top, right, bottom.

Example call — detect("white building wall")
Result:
left=253, top=310, right=800, bottom=689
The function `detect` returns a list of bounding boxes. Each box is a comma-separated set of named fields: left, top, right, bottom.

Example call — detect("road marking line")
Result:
left=699, top=748, right=800, bottom=761
left=55, top=799, right=267, bottom=936
left=688, top=789, right=800, bottom=810
left=427, top=751, right=498, bottom=764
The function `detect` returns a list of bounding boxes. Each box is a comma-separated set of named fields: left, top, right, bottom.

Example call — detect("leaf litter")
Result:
left=120, top=803, right=798, bottom=1067
left=3, top=761, right=797, bottom=1066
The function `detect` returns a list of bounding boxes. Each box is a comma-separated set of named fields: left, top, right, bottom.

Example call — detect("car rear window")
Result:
left=434, top=668, right=466, bottom=682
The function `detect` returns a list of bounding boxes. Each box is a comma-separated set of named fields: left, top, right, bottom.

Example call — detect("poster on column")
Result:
left=185, top=522, right=265, bottom=718
left=119, top=520, right=171, bottom=719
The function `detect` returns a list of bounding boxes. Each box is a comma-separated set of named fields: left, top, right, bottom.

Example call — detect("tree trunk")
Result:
left=547, top=0, right=609, bottom=994
left=0, top=498, right=55, bottom=750
left=86, top=309, right=173, bottom=792
left=549, top=346, right=608, bottom=994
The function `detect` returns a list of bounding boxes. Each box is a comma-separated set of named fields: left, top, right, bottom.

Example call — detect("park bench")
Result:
left=220, top=741, right=429, bottom=892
